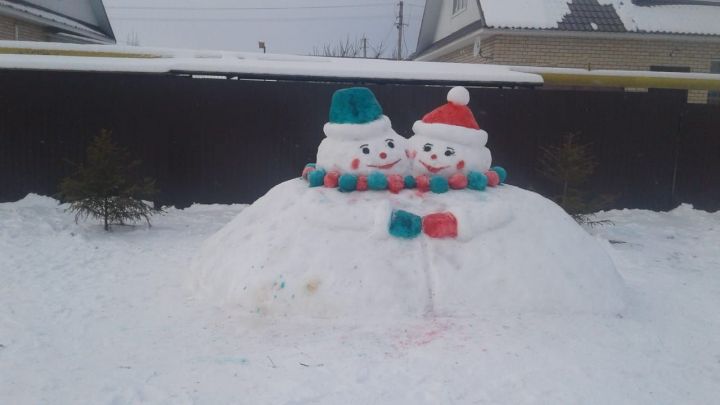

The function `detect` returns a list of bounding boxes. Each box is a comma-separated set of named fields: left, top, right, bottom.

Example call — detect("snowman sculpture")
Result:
left=191, top=86, right=626, bottom=319
left=300, top=86, right=509, bottom=240
left=306, top=87, right=410, bottom=192
left=409, top=86, right=503, bottom=192
left=378, top=86, right=508, bottom=240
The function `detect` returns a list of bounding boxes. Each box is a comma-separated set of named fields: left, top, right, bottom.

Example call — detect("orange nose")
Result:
left=431, top=154, right=437, bottom=160
left=379, top=152, right=387, bottom=159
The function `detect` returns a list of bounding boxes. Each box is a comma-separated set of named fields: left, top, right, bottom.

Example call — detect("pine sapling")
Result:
left=58, top=130, right=160, bottom=231
left=538, top=133, right=612, bottom=226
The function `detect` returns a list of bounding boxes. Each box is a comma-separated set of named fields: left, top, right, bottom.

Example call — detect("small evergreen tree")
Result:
left=538, top=133, right=612, bottom=226
left=59, top=130, right=159, bottom=231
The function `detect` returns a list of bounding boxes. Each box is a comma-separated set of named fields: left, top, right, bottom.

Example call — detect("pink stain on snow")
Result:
left=395, top=320, right=453, bottom=349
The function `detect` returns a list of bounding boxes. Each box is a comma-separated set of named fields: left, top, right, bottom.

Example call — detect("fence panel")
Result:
left=0, top=70, right=716, bottom=210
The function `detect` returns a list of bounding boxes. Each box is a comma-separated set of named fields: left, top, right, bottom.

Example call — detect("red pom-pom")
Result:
left=356, top=175, right=368, bottom=191
left=415, top=175, right=430, bottom=192
left=486, top=170, right=500, bottom=187
left=324, top=171, right=340, bottom=188
left=422, top=212, right=458, bottom=239
left=302, top=166, right=315, bottom=180
left=387, top=174, right=404, bottom=194
left=448, top=173, right=468, bottom=189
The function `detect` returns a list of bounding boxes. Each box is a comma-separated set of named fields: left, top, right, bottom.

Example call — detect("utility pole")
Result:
left=362, top=36, right=367, bottom=58
left=396, top=1, right=404, bottom=60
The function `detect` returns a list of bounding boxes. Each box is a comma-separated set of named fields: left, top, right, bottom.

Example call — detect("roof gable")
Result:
left=0, top=0, right=114, bottom=42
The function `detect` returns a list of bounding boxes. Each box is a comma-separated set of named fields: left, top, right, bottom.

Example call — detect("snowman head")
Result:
left=316, top=87, right=409, bottom=175
left=409, top=87, right=492, bottom=177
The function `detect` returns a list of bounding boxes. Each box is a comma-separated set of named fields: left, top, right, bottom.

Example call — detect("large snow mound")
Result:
left=190, top=179, right=625, bottom=318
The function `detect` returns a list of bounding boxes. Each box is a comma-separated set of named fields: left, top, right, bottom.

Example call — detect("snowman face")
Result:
left=316, top=132, right=410, bottom=175
left=409, top=135, right=491, bottom=177
left=355, top=136, right=407, bottom=172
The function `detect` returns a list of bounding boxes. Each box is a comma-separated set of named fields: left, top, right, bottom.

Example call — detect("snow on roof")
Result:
left=606, top=0, right=720, bottom=36
left=480, top=0, right=571, bottom=30
left=0, top=41, right=543, bottom=87
left=0, top=0, right=107, bottom=38
left=478, top=0, right=720, bottom=36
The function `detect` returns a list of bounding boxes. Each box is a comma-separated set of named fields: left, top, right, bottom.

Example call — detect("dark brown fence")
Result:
left=1, top=70, right=718, bottom=210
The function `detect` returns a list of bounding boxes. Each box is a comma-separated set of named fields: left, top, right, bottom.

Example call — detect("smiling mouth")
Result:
left=420, top=160, right=450, bottom=174
left=367, top=159, right=401, bottom=170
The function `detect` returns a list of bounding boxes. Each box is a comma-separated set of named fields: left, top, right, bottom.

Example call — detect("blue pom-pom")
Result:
left=338, top=173, right=358, bottom=192
left=389, top=210, right=422, bottom=239
left=305, top=163, right=316, bottom=169
left=429, top=176, right=449, bottom=193
left=404, top=175, right=417, bottom=189
left=491, top=166, right=507, bottom=183
left=467, top=171, right=488, bottom=191
left=308, top=169, right=326, bottom=187
left=367, top=171, right=388, bottom=190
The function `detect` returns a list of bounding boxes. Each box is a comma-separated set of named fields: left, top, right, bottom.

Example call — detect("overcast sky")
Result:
left=103, top=0, right=425, bottom=57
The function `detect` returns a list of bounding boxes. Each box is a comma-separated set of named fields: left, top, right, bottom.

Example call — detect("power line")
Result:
left=379, top=21, right=396, bottom=45
left=107, top=3, right=412, bottom=11
left=111, top=14, right=390, bottom=22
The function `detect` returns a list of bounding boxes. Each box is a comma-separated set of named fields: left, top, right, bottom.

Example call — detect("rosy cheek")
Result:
left=351, top=158, right=360, bottom=170
left=456, top=160, right=465, bottom=170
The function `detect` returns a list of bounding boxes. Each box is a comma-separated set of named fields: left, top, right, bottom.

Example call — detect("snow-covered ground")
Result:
left=1, top=194, right=719, bottom=404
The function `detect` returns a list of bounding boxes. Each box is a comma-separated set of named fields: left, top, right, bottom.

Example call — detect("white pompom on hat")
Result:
left=447, top=86, right=471, bottom=106
left=412, top=86, right=488, bottom=148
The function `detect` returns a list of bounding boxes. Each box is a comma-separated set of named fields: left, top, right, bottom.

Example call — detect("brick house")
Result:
left=412, top=0, right=720, bottom=103
left=0, top=0, right=114, bottom=44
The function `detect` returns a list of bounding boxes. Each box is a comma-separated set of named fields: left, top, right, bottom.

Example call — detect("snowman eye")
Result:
left=385, top=139, right=395, bottom=149
left=360, top=144, right=370, bottom=155
left=445, top=147, right=455, bottom=157
left=423, top=143, right=433, bottom=152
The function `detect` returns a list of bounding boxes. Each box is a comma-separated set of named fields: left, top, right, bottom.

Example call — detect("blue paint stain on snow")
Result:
left=280, top=281, right=286, bottom=289
left=216, top=357, right=249, bottom=365
left=192, top=356, right=249, bottom=365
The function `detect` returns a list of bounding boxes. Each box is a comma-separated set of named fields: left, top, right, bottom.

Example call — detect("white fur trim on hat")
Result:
left=323, top=115, right=392, bottom=141
left=412, top=120, right=488, bottom=148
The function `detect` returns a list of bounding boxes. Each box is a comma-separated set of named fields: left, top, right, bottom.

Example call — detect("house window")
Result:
left=452, top=0, right=467, bottom=15
left=708, top=61, right=720, bottom=105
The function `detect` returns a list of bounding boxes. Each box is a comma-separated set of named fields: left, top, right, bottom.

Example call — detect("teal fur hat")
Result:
left=324, top=87, right=392, bottom=141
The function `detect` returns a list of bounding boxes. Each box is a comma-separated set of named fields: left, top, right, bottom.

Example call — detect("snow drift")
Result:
left=190, top=179, right=625, bottom=318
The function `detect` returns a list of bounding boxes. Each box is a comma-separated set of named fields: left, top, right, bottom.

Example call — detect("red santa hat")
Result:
left=412, top=87, right=488, bottom=148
